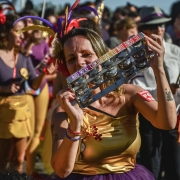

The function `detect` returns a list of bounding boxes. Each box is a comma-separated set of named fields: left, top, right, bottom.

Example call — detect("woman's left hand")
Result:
left=46, top=62, right=58, bottom=74
left=146, top=34, right=165, bottom=73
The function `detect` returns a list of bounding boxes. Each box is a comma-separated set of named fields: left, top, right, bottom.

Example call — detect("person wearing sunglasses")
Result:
left=129, top=6, right=180, bottom=180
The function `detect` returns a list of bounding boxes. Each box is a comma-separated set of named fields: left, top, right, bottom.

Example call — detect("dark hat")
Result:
left=138, top=6, right=171, bottom=26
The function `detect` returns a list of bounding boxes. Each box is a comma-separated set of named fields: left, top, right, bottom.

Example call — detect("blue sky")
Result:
left=15, top=0, right=177, bottom=15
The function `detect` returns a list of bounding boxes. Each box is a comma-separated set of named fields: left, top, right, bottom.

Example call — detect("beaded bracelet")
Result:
left=65, top=131, right=81, bottom=141
left=67, top=127, right=81, bottom=135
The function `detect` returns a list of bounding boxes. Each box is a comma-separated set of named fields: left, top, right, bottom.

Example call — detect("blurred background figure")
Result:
left=24, top=0, right=34, bottom=11
left=107, top=17, right=138, bottom=49
left=0, top=8, right=47, bottom=173
left=130, top=6, right=180, bottom=180
left=166, top=1, right=180, bottom=46
left=17, top=10, right=53, bottom=176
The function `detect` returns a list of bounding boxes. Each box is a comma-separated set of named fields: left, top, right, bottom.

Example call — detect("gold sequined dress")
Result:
left=73, top=107, right=141, bottom=174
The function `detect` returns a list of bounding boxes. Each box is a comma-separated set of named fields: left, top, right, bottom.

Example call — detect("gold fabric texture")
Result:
left=0, top=95, right=31, bottom=139
left=72, top=108, right=141, bottom=175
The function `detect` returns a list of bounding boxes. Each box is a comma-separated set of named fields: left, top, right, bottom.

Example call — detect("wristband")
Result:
left=67, top=128, right=81, bottom=135
left=65, top=131, right=81, bottom=141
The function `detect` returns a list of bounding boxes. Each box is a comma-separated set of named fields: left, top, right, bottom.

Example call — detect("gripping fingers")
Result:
left=56, top=90, right=75, bottom=110
left=146, top=36, right=164, bottom=56
left=150, top=34, right=163, bottom=46
left=11, top=84, right=20, bottom=93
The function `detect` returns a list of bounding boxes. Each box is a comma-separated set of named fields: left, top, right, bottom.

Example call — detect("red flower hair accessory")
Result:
left=0, top=11, right=6, bottom=24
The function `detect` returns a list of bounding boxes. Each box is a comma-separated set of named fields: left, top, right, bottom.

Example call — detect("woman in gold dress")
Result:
left=15, top=0, right=177, bottom=178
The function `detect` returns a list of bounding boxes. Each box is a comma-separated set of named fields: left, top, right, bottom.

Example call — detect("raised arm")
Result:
left=132, top=34, right=176, bottom=130
left=51, top=90, right=83, bottom=178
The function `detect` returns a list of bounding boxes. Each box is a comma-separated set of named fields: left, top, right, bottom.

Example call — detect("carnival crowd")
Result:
left=0, top=0, right=180, bottom=180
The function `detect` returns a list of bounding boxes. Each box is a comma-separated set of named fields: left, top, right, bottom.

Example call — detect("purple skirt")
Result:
left=45, top=164, right=155, bottom=180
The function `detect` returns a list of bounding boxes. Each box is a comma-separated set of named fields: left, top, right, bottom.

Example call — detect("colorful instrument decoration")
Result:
left=67, top=32, right=154, bottom=108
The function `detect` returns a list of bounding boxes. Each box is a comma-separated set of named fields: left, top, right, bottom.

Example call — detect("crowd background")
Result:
left=0, top=0, right=180, bottom=180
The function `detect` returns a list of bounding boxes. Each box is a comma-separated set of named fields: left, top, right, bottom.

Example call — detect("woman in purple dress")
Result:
left=19, top=12, right=52, bottom=175
left=0, top=12, right=46, bottom=172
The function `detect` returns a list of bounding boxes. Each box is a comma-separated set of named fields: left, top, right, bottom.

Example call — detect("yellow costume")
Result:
left=0, top=95, right=31, bottom=139
left=73, top=108, right=140, bottom=174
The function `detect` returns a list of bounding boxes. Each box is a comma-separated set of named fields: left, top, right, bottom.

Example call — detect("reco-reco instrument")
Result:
left=66, top=32, right=154, bottom=108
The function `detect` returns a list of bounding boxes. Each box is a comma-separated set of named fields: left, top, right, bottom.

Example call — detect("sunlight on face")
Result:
left=9, top=21, right=24, bottom=47
left=63, top=35, right=98, bottom=75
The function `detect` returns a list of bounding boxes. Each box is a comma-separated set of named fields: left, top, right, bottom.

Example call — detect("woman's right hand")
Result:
left=3, top=83, right=20, bottom=94
left=56, top=89, right=83, bottom=128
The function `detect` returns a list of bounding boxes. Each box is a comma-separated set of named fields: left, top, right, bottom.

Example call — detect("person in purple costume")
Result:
left=19, top=12, right=53, bottom=175
left=0, top=12, right=47, bottom=173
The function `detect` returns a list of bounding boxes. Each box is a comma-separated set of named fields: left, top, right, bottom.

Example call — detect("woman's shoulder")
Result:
left=18, top=53, right=31, bottom=61
left=123, top=84, right=144, bottom=98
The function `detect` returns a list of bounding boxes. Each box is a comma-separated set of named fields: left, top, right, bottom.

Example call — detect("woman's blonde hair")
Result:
left=52, top=28, right=108, bottom=61
left=53, top=28, right=125, bottom=102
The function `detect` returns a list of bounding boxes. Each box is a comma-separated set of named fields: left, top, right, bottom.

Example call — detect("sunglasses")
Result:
left=143, top=23, right=165, bottom=30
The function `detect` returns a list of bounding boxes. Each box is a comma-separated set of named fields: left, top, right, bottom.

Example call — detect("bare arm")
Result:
left=45, top=73, right=57, bottom=82
left=132, top=34, right=176, bottom=130
left=31, top=74, right=46, bottom=90
left=51, top=89, right=83, bottom=178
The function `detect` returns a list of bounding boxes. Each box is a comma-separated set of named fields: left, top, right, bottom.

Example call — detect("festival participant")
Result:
left=107, top=17, right=138, bottom=49
left=15, top=1, right=177, bottom=179
left=48, top=27, right=176, bottom=180
left=0, top=12, right=47, bottom=172
left=17, top=10, right=53, bottom=175
left=130, top=6, right=180, bottom=180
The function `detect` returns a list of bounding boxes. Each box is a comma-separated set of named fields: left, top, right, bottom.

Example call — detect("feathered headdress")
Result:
left=0, top=0, right=17, bottom=24
left=13, top=0, right=98, bottom=76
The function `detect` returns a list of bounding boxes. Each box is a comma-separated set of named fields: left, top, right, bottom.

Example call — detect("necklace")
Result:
left=12, top=52, right=17, bottom=79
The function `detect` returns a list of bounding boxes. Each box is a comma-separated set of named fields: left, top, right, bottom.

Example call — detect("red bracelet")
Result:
left=67, top=128, right=81, bottom=135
